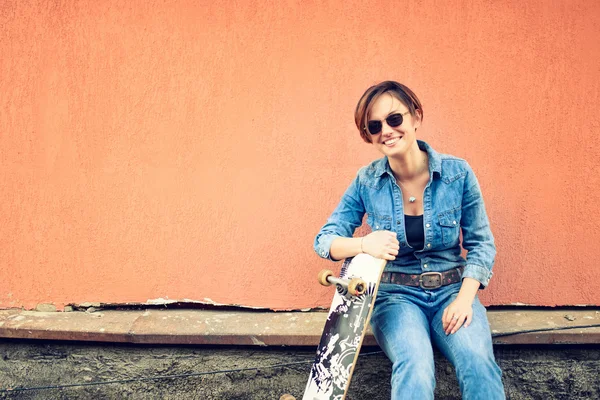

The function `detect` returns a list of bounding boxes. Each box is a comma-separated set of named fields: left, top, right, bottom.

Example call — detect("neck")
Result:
left=389, top=143, right=428, bottom=182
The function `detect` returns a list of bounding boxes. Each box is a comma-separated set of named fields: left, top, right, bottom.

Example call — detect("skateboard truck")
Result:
left=317, top=269, right=366, bottom=297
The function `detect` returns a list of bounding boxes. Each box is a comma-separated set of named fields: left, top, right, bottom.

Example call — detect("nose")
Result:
left=381, top=120, right=395, bottom=136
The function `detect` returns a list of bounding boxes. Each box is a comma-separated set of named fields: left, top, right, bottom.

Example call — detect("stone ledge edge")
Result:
left=1, top=308, right=599, bottom=346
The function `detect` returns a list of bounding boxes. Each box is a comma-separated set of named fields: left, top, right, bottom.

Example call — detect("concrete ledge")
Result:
left=1, top=308, right=599, bottom=346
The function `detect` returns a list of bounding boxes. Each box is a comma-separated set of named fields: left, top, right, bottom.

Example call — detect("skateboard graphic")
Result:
left=281, top=253, right=387, bottom=400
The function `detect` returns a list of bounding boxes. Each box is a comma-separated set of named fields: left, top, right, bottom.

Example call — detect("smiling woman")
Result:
left=314, top=81, right=506, bottom=400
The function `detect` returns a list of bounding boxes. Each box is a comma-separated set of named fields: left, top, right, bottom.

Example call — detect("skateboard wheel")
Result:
left=348, top=278, right=366, bottom=296
left=317, top=269, right=334, bottom=286
left=280, top=395, right=296, bottom=400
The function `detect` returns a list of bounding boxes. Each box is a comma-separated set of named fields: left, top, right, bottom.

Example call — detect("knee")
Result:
left=453, top=345, right=502, bottom=380
left=458, top=342, right=492, bottom=360
left=391, top=353, right=435, bottom=386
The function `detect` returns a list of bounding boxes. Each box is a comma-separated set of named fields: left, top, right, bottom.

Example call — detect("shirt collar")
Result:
left=372, top=140, right=442, bottom=178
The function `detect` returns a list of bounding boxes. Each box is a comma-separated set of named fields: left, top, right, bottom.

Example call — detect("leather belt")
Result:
left=381, top=267, right=464, bottom=290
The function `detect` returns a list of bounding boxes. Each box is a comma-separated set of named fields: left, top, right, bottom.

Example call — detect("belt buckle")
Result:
left=419, top=272, right=443, bottom=289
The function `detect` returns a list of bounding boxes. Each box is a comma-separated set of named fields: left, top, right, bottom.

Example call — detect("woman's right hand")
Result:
left=361, top=231, right=400, bottom=260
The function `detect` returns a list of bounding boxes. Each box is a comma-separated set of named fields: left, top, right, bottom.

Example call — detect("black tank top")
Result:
left=404, top=214, right=424, bottom=250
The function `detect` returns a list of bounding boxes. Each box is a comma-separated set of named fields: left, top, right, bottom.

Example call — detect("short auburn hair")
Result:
left=354, top=81, right=423, bottom=143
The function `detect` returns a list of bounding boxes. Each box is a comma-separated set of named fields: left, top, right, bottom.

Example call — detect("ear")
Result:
left=413, top=109, right=423, bottom=129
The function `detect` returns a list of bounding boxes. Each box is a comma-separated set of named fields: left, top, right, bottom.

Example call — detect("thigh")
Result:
left=430, top=294, right=505, bottom=399
left=430, top=294, right=495, bottom=365
left=370, top=290, right=434, bottom=363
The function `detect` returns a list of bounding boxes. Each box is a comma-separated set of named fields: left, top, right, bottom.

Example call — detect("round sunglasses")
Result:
left=366, top=111, right=410, bottom=135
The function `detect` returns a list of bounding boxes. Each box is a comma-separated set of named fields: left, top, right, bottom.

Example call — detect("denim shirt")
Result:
left=314, top=140, right=496, bottom=288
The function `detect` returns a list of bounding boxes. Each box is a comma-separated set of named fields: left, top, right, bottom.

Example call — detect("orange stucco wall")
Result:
left=1, top=0, right=599, bottom=310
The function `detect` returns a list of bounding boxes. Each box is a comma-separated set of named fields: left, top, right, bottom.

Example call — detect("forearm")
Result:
left=329, top=237, right=363, bottom=261
left=457, top=277, right=480, bottom=303
left=461, top=165, right=496, bottom=288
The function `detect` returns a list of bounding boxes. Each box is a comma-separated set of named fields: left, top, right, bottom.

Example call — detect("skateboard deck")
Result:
left=294, top=253, right=387, bottom=400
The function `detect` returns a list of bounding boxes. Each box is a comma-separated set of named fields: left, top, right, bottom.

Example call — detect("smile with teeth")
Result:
left=384, top=137, right=401, bottom=146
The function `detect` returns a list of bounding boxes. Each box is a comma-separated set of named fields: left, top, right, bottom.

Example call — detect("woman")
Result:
left=314, top=81, right=505, bottom=399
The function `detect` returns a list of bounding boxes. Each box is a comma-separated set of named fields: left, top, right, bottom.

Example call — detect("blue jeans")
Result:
left=370, top=282, right=505, bottom=400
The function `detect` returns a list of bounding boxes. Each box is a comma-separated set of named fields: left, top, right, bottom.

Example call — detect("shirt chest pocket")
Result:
left=367, top=213, right=392, bottom=231
left=438, top=209, right=461, bottom=246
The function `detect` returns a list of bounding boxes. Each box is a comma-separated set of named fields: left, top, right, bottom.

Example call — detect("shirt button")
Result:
left=424, top=264, right=428, bottom=268
left=427, top=243, right=431, bottom=248
left=425, top=223, right=430, bottom=228
left=453, top=221, right=457, bottom=225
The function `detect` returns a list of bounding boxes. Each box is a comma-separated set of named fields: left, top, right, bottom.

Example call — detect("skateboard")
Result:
left=281, top=253, right=387, bottom=400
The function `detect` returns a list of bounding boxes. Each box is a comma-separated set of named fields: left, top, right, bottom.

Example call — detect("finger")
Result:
left=445, top=318, right=454, bottom=334
left=464, top=313, right=473, bottom=328
left=443, top=308, right=455, bottom=326
left=451, top=315, right=468, bottom=334
left=383, top=253, right=396, bottom=261
left=446, top=314, right=459, bottom=334
left=386, top=246, right=400, bottom=252
left=442, top=308, right=449, bottom=330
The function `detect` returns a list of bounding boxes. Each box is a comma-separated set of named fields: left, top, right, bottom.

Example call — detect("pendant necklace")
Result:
left=395, top=154, right=428, bottom=204
left=397, top=180, right=417, bottom=203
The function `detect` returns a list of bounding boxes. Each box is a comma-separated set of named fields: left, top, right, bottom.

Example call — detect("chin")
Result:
left=385, top=143, right=408, bottom=156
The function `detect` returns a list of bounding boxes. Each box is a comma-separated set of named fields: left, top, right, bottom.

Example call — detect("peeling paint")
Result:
left=250, top=336, right=267, bottom=346
left=143, top=298, right=266, bottom=309
left=146, top=298, right=178, bottom=305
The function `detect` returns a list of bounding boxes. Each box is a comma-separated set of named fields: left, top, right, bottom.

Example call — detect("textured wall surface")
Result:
left=1, top=0, right=599, bottom=310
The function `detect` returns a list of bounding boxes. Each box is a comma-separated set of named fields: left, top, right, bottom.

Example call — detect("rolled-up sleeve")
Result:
left=314, top=172, right=366, bottom=261
left=460, top=164, right=496, bottom=288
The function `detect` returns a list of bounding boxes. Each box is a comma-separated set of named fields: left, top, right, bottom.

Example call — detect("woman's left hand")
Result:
left=442, top=297, right=474, bottom=335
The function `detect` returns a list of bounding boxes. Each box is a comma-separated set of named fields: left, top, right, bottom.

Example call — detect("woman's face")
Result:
left=367, top=93, right=421, bottom=157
